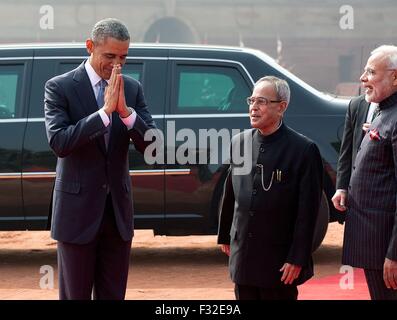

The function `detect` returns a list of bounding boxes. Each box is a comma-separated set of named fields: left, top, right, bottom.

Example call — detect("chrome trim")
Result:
left=27, top=118, right=45, bottom=122
left=133, top=214, right=163, bottom=219
left=0, top=217, right=24, bottom=221
left=164, top=113, right=247, bottom=119
left=130, top=170, right=164, bottom=176
left=11, top=114, right=342, bottom=124
left=34, top=56, right=86, bottom=60
left=25, top=216, right=48, bottom=221
left=127, top=57, right=168, bottom=61
left=0, top=118, right=28, bottom=123
left=32, top=56, right=168, bottom=61
left=0, top=113, right=248, bottom=124
left=134, top=213, right=202, bottom=219
left=22, top=172, right=56, bottom=179
left=0, top=173, right=21, bottom=180
left=25, top=115, right=166, bottom=121
left=162, top=169, right=192, bottom=176
left=0, top=57, right=33, bottom=61
left=2, top=169, right=192, bottom=180
left=162, top=214, right=202, bottom=218
left=129, top=169, right=191, bottom=176
left=0, top=55, right=165, bottom=61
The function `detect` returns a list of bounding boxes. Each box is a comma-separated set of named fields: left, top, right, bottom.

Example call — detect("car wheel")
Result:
left=312, top=191, right=329, bottom=252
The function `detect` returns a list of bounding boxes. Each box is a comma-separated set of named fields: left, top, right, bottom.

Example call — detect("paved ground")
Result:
left=0, top=222, right=345, bottom=300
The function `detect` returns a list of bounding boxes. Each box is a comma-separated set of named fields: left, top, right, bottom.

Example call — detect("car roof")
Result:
left=0, top=42, right=251, bottom=53
left=0, top=42, right=347, bottom=104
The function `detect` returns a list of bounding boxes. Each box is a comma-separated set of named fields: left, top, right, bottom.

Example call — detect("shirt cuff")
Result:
left=98, top=109, right=110, bottom=127
left=336, top=189, right=347, bottom=193
left=120, top=108, right=136, bottom=130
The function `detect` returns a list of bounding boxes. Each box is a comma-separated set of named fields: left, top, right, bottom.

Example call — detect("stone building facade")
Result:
left=0, top=0, right=396, bottom=94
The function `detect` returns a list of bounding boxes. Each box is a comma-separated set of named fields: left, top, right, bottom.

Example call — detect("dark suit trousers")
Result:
left=364, top=269, right=397, bottom=300
left=234, top=284, right=298, bottom=300
left=57, top=195, right=132, bottom=300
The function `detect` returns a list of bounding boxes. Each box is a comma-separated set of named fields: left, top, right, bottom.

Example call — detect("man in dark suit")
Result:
left=44, top=18, right=156, bottom=300
left=342, top=45, right=397, bottom=300
left=217, top=76, right=323, bottom=300
left=332, top=95, right=376, bottom=211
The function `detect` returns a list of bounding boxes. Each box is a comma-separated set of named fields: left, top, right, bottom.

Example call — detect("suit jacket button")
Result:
left=249, top=211, right=254, bottom=217
left=248, top=232, right=253, bottom=238
left=252, top=189, right=257, bottom=195
left=259, top=147, right=265, bottom=153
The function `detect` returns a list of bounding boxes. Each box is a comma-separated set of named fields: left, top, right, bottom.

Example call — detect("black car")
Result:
left=0, top=43, right=348, bottom=248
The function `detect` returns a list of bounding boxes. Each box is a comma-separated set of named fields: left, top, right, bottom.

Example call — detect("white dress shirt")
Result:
left=366, top=102, right=379, bottom=123
left=84, top=60, right=136, bottom=130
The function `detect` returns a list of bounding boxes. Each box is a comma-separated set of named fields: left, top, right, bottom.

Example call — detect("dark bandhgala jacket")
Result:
left=217, top=123, right=323, bottom=288
left=44, top=62, right=156, bottom=244
left=343, top=92, right=397, bottom=269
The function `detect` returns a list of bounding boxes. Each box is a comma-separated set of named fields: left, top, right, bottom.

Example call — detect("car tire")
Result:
left=312, top=191, right=330, bottom=252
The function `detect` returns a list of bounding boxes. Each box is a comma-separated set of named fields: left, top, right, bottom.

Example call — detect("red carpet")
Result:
left=298, top=268, right=370, bottom=300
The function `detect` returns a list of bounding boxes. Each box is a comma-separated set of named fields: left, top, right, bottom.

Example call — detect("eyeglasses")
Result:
left=246, top=96, right=282, bottom=106
left=362, top=68, right=396, bottom=77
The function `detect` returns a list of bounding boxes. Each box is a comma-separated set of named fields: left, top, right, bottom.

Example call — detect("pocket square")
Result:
left=369, top=128, right=381, bottom=141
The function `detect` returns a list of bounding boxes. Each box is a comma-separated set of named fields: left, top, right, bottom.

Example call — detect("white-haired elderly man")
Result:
left=342, top=45, right=397, bottom=300
left=217, top=76, right=323, bottom=300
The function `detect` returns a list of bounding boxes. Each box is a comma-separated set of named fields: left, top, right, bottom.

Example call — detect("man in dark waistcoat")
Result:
left=342, top=45, right=397, bottom=300
left=217, top=76, right=323, bottom=300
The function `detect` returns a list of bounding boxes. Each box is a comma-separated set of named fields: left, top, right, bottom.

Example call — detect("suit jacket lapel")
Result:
left=357, top=99, right=371, bottom=141
left=72, top=61, right=107, bottom=155
left=361, top=100, right=371, bottom=122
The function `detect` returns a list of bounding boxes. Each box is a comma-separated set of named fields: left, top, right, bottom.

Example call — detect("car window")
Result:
left=175, top=65, right=251, bottom=113
left=58, top=62, right=81, bottom=75
left=123, top=64, right=143, bottom=82
left=0, top=64, right=24, bottom=119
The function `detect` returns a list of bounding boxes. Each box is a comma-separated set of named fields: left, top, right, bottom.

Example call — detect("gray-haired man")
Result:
left=342, top=45, right=397, bottom=300
left=44, top=18, right=156, bottom=299
left=217, top=76, right=323, bottom=300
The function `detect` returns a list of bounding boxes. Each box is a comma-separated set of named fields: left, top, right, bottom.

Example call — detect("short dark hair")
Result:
left=91, top=18, right=130, bottom=44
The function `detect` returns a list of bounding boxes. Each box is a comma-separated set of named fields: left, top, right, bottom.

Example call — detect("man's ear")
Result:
left=392, top=71, right=397, bottom=86
left=86, top=39, right=94, bottom=55
left=279, top=101, right=288, bottom=115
